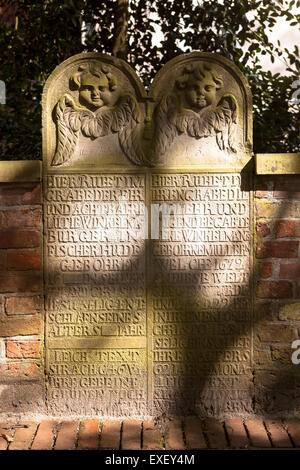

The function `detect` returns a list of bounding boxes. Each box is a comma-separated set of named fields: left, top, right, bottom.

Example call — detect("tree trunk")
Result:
left=112, top=0, right=129, bottom=60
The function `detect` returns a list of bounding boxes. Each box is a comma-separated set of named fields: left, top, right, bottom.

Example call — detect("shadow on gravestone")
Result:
left=40, top=51, right=256, bottom=419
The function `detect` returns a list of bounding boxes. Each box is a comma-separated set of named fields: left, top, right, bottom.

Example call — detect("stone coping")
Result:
left=0, top=161, right=41, bottom=182
left=0, top=156, right=300, bottom=181
left=256, top=153, right=300, bottom=175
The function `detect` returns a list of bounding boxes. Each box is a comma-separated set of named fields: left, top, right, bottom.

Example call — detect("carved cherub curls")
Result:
left=51, top=63, right=148, bottom=166
left=153, top=62, right=238, bottom=160
left=175, top=63, right=223, bottom=111
left=72, top=63, right=117, bottom=111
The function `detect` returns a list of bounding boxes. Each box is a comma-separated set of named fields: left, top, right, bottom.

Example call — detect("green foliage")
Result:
left=0, top=0, right=299, bottom=159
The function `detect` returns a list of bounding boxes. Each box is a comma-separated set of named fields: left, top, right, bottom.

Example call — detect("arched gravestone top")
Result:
left=149, top=52, right=252, bottom=170
left=42, top=53, right=148, bottom=171
left=42, top=52, right=252, bottom=173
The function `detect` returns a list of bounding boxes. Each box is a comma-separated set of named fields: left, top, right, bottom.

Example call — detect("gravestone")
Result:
left=42, top=52, right=253, bottom=417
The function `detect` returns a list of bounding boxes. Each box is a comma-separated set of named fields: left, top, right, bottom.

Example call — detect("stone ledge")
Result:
left=0, top=161, right=41, bottom=182
left=256, top=154, right=300, bottom=175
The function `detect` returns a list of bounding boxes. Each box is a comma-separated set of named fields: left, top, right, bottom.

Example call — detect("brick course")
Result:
left=7, top=252, right=41, bottom=270
left=6, top=341, right=40, bottom=359
left=0, top=184, right=41, bottom=206
left=0, top=208, right=41, bottom=229
left=256, top=241, right=299, bottom=259
left=256, top=280, right=293, bottom=299
left=5, top=295, right=41, bottom=315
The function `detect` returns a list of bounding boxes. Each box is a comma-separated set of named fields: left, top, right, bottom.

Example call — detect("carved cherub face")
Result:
left=185, top=73, right=218, bottom=111
left=78, top=72, right=111, bottom=110
left=176, top=64, right=223, bottom=112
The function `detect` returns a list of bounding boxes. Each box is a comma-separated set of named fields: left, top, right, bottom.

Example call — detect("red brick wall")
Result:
left=254, top=175, right=300, bottom=416
left=0, top=182, right=43, bottom=384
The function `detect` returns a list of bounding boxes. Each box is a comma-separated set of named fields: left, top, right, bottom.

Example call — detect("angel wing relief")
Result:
left=44, top=54, right=252, bottom=169
left=152, top=62, right=239, bottom=164
left=51, top=63, right=149, bottom=167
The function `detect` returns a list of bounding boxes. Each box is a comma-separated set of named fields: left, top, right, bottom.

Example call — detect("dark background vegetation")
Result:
left=0, top=0, right=299, bottom=160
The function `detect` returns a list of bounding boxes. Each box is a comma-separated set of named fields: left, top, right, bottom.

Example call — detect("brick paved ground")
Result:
left=0, top=417, right=300, bottom=450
